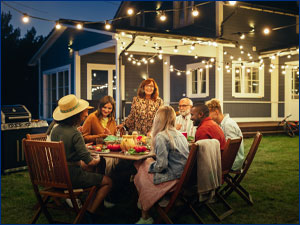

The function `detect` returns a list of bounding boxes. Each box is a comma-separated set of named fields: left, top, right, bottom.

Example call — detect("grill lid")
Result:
left=1, top=105, right=31, bottom=124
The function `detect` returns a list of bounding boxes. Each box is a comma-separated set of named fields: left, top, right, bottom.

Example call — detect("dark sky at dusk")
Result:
left=1, top=1, right=121, bottom=37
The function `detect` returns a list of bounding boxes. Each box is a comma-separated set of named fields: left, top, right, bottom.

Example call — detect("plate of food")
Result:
left=128, top=146, right=149, bottom=155
left=95, top=148, right=110, bottom=154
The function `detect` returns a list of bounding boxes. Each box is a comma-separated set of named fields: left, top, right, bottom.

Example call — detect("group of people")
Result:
left=48, top=77, right=244, bottom=224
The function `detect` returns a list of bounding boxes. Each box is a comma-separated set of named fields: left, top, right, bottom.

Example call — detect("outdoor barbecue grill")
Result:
left=1, top=105, right=48, bottom=174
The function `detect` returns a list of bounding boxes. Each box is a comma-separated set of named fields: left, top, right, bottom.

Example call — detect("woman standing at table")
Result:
left=82, top=95, right=117, bottom=144
left=118, top=78, right=163, bottom=136
left=50, top=94, right=112, bottom=223
left=133, top=105, right=189, bottom=224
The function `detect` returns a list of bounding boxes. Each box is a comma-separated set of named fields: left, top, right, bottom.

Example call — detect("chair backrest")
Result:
left=164, top=143, right=198, bottom=211
left=26, top=133, right=47, bottom=141
left=238, top=132, right=262, bottom=181
left=221, top=137, right=242, bottom=174
left=23, top=139, right=72, bottom=190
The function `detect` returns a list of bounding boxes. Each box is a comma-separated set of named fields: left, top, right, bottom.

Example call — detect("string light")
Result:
left=105, top=21, right=111, bottom=30
left=22, top=13, right=29, bottom=23
left=174, top=46, right=178, bottom=53
left=192, top=7, right=199, bottom=17
left=263, top=27, right=271, bottom=35
left=159, top=11, right=167, bottom=21
left=76, top=23, right=83, bottom=30
left=55, top=22, right=61, bottom=30
left=127, top=8, right=134, bottom=15
left=228, top=1, right=237, bottom=6
left=240, top=33, right=245, bottom=39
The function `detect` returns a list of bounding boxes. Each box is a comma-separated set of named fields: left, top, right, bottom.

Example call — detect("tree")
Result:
left=1, top=11, right=45, bottom=118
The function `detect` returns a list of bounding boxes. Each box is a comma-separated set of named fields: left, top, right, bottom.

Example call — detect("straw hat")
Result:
left=53, top=94, right=89, bottom=121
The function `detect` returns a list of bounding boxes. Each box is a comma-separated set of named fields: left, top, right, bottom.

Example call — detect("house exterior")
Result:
left=29, top=1, right=299, bottom=124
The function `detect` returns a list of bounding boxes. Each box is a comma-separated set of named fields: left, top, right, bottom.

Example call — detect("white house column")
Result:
left=115, top=44, right=122, bottom=124
left=74, top=51, right=81, bottom=98
left=215, top=1, right=224, bottom=109
left=163, top=55, right=170, bottom=106
left=271, top=57, right=279, bottom=121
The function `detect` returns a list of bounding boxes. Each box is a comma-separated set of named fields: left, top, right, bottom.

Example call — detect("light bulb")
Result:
left=22, top=14, right=29, bottom=23
left=127, top=8, right=134, bottom=15
left=76, top=23, right=83, bottom=30
left=105, top=21, right=111, bottom=30
left=192, top=7, right=199, bottom=17
left=160, top=12, right=166, bottom=21
left=55, top=23, right=61, bottom=29
left=263, top=27, right=270, bottom=35
left=228, top=1, right=236, bottom=6
left=174, top=46, right=178, bottom=53
left=240, top=33, right=245, bottom=39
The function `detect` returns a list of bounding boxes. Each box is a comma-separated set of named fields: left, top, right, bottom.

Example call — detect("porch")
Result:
left=238, top=122, right=285, bottom=137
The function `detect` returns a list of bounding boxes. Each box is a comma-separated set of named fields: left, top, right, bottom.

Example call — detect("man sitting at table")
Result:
left=205, top=98, right=244, bottom=170
left=175, top=97, right=196, bottom=138
left=190, top=103, right=226, bottom=151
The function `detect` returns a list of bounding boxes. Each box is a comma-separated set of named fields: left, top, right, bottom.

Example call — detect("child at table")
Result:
left=134, top=105, right=189, bottom=224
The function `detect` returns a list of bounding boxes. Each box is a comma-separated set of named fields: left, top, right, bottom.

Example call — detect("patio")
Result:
left=1, top=134, right=298, bottom=224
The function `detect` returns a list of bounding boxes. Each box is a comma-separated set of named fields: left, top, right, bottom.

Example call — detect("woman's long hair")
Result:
left=137, top=78, right=159, bottom=100
left=151, top=105, right=176, bottom=149
left=95, top=96, right=116, bottom=121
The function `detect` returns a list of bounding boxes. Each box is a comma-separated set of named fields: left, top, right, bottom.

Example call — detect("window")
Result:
left=173, top=1, right=194, bottom=29
left=291, top=68, right=299, bottom=99
left=232, top=62, right=264, bottom=98
left=87, top=64, right=124, bottom=100
left=43, top=65, right=70, bottom=118
left=186, top=62, right=209, bottom=98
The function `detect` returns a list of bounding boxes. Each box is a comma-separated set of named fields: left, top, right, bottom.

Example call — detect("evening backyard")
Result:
left=1, top=134, right=299, bottom=224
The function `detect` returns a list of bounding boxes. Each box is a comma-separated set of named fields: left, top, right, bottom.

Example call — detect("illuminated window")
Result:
left=232, top=62, right=264, bottom=98
left=87, top=64, right=124, bottom=100
left=187, top=62, right=209, bottom=98
left=291, top=68, right=299, bottom=100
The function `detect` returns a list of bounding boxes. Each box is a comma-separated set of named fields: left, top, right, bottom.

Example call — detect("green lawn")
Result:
left=1, top=134, right=299, bottom=224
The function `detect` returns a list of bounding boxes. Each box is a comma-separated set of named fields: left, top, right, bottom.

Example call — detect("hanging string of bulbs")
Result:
left=3, top=1, right=298, bottom=75
left=115, top=32, right=299, bottom=76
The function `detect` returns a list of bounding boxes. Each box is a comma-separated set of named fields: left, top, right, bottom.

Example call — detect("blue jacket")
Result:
left=149, top=129, right=189, bottom=184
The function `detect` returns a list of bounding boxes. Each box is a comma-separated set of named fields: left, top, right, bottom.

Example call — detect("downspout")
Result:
left=117, top=34, right=136, bottom=124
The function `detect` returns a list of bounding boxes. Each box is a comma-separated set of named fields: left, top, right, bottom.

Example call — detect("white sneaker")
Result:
left=104, top=200, right=116, bottom=208
left=135, top=217, right=154, bottom=224
left=65, top=198, right=82, bottom=208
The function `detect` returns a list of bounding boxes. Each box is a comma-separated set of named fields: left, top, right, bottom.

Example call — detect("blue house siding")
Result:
left=224, top=103, right=271, bottom=117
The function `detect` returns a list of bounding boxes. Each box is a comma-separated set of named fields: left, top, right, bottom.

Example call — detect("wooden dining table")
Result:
left=94, top=150, right=156, bottom=161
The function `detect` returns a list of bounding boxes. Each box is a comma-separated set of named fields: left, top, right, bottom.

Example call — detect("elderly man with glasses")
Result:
left=175, top=97, right=196, bottom=138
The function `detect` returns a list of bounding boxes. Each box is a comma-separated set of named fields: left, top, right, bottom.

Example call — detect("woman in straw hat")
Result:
left=51, top=94, right=112, bottom=223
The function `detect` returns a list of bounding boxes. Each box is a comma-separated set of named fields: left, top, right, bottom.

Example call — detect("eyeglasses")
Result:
left=145, top=85, right=154, bottom=89
left=179, top=105, right=190, bottom=108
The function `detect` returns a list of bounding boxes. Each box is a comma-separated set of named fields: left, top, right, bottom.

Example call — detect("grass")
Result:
left=1, top=134, right=299, bottom=224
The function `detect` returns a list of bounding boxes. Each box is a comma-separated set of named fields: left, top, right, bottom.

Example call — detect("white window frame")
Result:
left=186, top=62, right=209, bottom=98
left=232, top=61, right=264, bottom=98
left=87, top=64, right=125, bottom=100
left=42, top=64, right=71, bottom=119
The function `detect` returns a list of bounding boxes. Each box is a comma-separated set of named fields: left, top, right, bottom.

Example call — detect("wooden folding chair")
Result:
left=185, top=137, right=242, bottom=222
left=23, top=139, right=97, bottom=224
left=220, top=132, right=262, bottom=205
left=26, top=133, right=47, bottom=141
left=155, top=143, right=199, bottom=224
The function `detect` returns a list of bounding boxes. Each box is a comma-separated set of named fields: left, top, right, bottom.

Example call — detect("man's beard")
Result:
left=180, top=109, right=190, bottom=117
